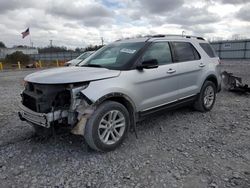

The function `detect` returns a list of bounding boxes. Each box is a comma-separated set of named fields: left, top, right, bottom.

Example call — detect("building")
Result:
left=210, top=39, right=250, bottom=59
left=0, top=47, right=38, bottom=59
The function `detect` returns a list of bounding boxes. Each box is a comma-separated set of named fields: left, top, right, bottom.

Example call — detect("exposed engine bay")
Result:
left=22, top=82, right=71, bottom=113
left=19, top=81, right=93, bottom=135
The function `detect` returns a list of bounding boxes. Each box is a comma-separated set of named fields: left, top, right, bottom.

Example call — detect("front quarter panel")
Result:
left=80, top=76, right=139, bottom=111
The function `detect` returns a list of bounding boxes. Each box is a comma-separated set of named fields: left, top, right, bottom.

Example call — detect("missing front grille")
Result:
left=28, top=83, right=34, bottom=91
left=22, top=93, right=37, bottom=112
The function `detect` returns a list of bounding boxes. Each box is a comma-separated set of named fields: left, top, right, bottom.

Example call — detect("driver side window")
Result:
left=142, top=42, right=172, bottom=65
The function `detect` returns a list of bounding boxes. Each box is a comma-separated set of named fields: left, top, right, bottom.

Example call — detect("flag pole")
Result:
left=29, top=28, right=33, bottom=47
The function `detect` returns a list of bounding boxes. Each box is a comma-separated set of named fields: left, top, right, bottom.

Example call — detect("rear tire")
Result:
left=84, top=101, right=130, bottom=152
left=194, top=81, right=216, bottom=112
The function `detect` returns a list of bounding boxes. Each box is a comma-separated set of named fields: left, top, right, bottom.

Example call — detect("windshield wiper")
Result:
left=81, top=64, right=103, bottom=68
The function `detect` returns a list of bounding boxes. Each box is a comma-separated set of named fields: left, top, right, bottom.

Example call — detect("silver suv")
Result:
left=18, top=35, right=221, bottom=151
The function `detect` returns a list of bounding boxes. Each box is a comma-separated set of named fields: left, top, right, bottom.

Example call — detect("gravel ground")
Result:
left=0, top=61, right=250, bottom=188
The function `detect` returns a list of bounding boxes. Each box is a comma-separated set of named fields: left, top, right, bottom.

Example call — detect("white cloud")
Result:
left=236, top=3, right=250, bottom=21
left=0, top=0, right=249, bottom=48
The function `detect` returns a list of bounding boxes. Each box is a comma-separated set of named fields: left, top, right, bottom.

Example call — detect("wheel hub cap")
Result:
left=98, top=110, right=126, bottom=145
left=203, top=85, right=215, bottom=108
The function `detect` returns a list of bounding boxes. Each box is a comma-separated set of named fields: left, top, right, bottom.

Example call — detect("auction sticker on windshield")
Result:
left=120, top=48, right=136, bottom=54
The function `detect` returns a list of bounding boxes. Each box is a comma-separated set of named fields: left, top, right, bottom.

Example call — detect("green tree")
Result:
left=75, top=47, right=81, bottom=52
left=5, top=51, right=30, bottom=64
left=0, top=41, right=6, bottom=48
left=38, top=46, right=73, bottom=53
left=84, top=45, right=103, bottom=52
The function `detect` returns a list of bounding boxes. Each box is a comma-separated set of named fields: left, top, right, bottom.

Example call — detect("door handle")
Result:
left=167, top=68, right=176, bottom=74
left=199, top=63, right=206, bottom=67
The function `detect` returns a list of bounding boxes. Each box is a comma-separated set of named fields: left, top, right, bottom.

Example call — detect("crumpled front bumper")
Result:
left=18, top=103, right=68, bottom=128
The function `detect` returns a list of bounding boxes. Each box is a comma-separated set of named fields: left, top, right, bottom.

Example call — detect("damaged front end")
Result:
left=18, top=82, right=95, bottom=135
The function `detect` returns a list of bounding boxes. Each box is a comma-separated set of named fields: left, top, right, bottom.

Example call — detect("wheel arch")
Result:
left=94, top=93, right=137, bottom=129
left=203, top=74, right=218, bottom=91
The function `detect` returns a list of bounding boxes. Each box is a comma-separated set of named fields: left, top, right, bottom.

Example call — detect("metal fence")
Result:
left=210, top=39, right=250, bottom=59
left=29, top=52, right=82, bottom=61
left=0, top=47, right=38, bottom=59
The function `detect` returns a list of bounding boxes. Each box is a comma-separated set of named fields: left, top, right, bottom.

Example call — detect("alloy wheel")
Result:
left=98, top=110, right=126, bottom=145
left=203, top=85, right=215, bottom=108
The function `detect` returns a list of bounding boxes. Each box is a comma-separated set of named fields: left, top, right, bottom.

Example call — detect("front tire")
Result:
left=84, top=101, right=130, bottom=152
left=194, top=81, right=216, bottom=112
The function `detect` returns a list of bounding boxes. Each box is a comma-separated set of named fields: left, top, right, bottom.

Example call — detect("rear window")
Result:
left=171, top=42, right=200, bottom=62
left=199, top=43, right=217, bottom=57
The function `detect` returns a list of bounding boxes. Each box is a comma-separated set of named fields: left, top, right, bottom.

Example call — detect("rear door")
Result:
left=170, top=41, right=204, bottom=99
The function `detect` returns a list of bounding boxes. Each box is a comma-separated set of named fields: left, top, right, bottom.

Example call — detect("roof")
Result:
left=114, top=34, right=206, bottom=43
left=114, top=37, right=149, bottom=43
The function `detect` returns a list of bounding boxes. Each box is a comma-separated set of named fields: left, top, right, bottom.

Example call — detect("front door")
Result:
left=126, top=42, right=180, bottom=111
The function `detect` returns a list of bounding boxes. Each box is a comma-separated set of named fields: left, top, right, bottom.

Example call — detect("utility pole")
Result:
left=49, top=40, right=53, bottom=47
left=49, top=40, right=53, bottom=63
left=101, top=37, right=104, bottom=46
left=182, top=31, right=185, bottom=37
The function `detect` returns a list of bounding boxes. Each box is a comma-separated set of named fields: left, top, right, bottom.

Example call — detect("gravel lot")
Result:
left=0, top=61, right=250, bottom=188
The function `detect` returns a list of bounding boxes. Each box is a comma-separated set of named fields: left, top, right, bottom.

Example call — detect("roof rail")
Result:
left=148, top=34, right=205, bottom=40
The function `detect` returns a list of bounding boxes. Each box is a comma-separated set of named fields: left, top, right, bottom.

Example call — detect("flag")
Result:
left=21, top=28, right=30, bottom=38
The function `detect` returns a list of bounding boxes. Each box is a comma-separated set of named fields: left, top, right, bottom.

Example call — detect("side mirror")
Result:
left=137, top=59, right=158, bottom=70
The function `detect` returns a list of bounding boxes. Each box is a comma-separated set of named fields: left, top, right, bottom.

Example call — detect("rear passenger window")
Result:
left=142, top=42, right=172, bottom=65
left=199, top=43, right=217, bottom=57
left=171, top=42, right=200, bottom=62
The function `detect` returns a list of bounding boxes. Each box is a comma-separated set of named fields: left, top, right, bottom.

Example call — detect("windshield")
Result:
left=78, top=42, right=145, bottom=69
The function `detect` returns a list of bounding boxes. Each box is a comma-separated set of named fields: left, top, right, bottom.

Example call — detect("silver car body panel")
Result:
left=82, top=63, right=181, bottom=111
left=24, top=66, right=120, bottom=84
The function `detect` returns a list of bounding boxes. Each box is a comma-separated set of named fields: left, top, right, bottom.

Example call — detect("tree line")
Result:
left=0, top=41, right=103, bottom=52
left=38, top=44, right=103, bottom=53
left=0, top=41, right=104, bottom=64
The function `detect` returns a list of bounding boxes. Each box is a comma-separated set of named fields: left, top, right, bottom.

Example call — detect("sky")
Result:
left=0, top=0, right=250, bottom=49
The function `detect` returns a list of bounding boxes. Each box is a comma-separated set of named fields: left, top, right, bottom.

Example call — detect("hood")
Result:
left=25, top=66, right=121, bottom=84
